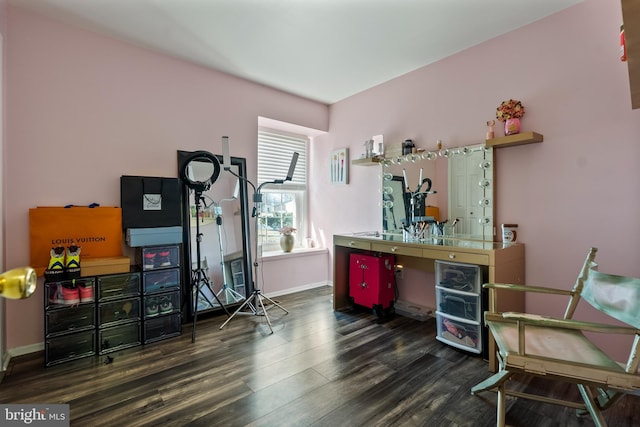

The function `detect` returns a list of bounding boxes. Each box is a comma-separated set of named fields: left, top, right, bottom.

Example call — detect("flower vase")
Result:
left=504, top=118, right=521, bottom=135
left=280, top=234, right=295, bottom=252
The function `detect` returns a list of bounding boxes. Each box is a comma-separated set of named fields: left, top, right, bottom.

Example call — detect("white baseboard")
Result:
left=2, top=342, right=44, bottom=371
left=8, top=342, right=44, bottom=357
left=2, top=351, right=9, bottom=372
left=264, top=281, right=331, bottom=298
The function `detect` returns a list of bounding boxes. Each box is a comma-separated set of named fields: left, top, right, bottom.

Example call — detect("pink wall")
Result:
left=5, top=0, right=640, bottom=364
left=312, top=0, right=640, bottom=362
left=0, top=0, right=7, bottom=362
left=259, top=250, right=329, bottom=296
left=0, top=0, right=6, bottom=33
left=4, top=6, right=329, bottom=350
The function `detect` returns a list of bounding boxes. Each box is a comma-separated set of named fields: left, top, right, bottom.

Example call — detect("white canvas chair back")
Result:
left=580, top=264, right=640, bottom=330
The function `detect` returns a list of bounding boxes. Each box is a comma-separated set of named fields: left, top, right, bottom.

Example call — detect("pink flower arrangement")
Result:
left=279, top=226, right=296, bottom=235
left=496, top=99, right=525, bottom=122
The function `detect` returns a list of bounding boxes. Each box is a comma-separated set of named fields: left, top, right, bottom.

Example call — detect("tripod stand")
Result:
left=213, top=203, right=245, bottom=305
left=219, top=180, right=289, bottom=334
left=191, top=190, right=229, bottom=343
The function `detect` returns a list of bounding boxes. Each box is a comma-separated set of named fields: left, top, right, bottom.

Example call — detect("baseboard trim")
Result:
left=2, top=351, right=9, bottom=372
left=265, top=281, right=331, bottom=298
left=2, top=342, right=45, bottom=374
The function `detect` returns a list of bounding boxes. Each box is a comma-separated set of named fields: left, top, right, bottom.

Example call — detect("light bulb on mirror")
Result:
left=0, top=267, right=37, bottom=299
left=479, top=178, right=491, bottom=188
left=478, top=217, right=492, bottom=225
left=383, top=200, right=394, bottom=209
left=382, top=172, right=393, bottom=181
left=480, top=160, right=492, bottom=169
left=383, top=186, right=393, bottom=194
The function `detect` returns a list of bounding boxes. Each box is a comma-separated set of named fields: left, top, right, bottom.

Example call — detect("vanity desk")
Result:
left=333, top=233, right=525, bottom=371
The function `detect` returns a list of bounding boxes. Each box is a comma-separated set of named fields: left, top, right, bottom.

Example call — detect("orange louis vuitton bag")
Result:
left=29, top=206, right=123, bottom=272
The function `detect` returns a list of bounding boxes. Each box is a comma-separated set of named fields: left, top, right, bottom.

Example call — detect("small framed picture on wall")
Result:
left=330, top=148, right=348, bottom=185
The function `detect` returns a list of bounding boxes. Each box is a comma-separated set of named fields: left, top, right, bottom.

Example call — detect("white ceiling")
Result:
left=13, top=0, right=583, bottom=104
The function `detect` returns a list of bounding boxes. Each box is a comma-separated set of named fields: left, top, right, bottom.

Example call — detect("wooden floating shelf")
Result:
left=485, top=131, right=544, bottom=148
left=351, top=156, right=382, bottom=166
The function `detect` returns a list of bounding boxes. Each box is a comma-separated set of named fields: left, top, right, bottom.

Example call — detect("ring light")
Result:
left=179, top=150, right=221, bottom=193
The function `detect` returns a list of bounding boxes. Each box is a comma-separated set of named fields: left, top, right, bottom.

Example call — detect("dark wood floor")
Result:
left=2, top=286, right=639, bottom=426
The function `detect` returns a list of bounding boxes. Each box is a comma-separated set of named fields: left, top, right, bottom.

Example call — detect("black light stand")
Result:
left=179, top=151, right=230, bottom=343
left=219, top=136, right=298, bottom=334
left=191, top=189, right=230, bottom=342
left=213, top=194, right=245, bottom=305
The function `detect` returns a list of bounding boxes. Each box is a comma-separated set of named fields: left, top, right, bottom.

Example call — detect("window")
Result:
left=257, top=130, right=308, bottom=251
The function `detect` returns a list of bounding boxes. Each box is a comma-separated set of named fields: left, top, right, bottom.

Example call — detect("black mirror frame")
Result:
left=177, top=150, right=253, bottom=321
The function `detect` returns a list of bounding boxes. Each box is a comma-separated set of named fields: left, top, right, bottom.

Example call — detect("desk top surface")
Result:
left=334, top=232, right=518, bottom=251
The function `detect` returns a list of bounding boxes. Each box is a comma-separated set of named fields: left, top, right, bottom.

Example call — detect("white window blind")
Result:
left=258, top=131, right=307, bottom=187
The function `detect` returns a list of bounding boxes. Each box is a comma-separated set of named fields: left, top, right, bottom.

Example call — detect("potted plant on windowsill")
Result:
left=279, top=227, right=296, bottom=252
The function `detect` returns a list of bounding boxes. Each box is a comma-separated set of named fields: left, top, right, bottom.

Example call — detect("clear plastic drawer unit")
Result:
left=435, top=260, right=485, bottom=354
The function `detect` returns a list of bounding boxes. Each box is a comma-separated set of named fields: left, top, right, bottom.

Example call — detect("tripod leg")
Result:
left=216, top=285, right=244, bottom=304
left=191, top=283, right=199, bottom=343
left=256, top=293, right=274, bottom=334
left=259, top=293, right=289, bottom=314
left=197, top=274, right=230, bottom=316
left=196, top=283, right=217, bottom=309
left=224, top=287, right=244, bottom=304
left=219, top=292, right=259, bottom=330
left=206, top=280, right=231, bottom=316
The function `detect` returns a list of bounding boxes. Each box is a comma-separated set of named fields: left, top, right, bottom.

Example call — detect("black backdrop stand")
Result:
left=191, top=189, right=229, bottom=343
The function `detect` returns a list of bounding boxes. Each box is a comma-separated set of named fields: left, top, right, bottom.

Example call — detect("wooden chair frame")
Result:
left=472, top=247, right=640, bottom=426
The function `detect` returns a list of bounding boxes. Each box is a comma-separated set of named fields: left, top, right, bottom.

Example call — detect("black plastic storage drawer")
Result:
left=97, top=272, right=140, bottom=301
left=140, top=245, right=181, bottom=271
left=436, top=288, right=480, bottom=322
left=46, top=331, right=96, bottom=366
left=46, top=304, right=95, bottom=337
left=98, top=297, right=141, bottom=327
left=99, top=322, right=141, bottom=354
left=45, top=278, right=95, bottom=308
left=435, top=261, right=482, bottom=294
left=143, top=268, right=180, bottom=295
left=144, top=290, right=180, bottom=319
left=144, top=313, right=181, bottom=344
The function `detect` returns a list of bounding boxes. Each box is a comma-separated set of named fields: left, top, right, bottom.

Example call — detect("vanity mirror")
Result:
left=178, top=151, right=253, bottom=321
left=381, top=145, right=494, bottom=240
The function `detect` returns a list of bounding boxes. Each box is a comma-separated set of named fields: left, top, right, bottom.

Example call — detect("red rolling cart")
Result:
left=348, top=253, right=395, bottom=315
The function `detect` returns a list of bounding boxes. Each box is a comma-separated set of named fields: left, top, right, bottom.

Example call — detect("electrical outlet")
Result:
left=395, top=265, right=404, bottom=279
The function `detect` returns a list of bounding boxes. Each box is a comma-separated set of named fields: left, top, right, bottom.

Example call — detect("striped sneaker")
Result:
left=65, top=245, right=81, bottom=279
left=44, top=246, right=66, bottom=282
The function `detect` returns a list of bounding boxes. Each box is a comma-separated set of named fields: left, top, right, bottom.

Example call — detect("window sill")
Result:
left=259, top=247, right=328, bottom=262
